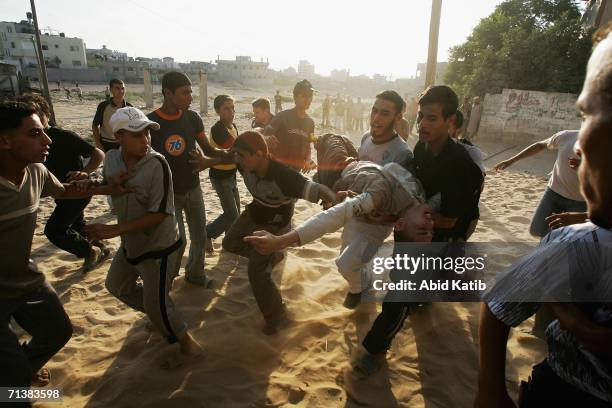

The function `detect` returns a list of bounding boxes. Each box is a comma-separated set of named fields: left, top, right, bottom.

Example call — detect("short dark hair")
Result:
left=161, top=71, right=191, bottom=94
left=109, top=78, right=124, bottom=88
left=0, top=101, right=37, bottom=133
left=252, top=97, right=271, bottom=111
left=232, top=130, right=269, bottom=156
left=455, top=110, right=464, bottom=129
left=214, top=94, right=234, bottom=112
left=375, top=90, right=404, bottom=114
left=17, top=93, right=51, bottom=122
left=418, top=85, right=459, bottom=118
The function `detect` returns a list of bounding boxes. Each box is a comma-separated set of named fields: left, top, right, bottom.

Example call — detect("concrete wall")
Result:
left=478, top=88, right=581, bottom=143
left=23, top=67, right=106, bottom=83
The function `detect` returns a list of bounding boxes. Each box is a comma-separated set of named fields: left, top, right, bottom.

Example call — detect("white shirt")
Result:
left=358, top=133, right=412, bottom=166
left=546, top=130, right=584, bottom=202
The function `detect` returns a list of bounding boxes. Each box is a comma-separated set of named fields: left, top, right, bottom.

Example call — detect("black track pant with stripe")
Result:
left=105, top=247, right=187, bottom=344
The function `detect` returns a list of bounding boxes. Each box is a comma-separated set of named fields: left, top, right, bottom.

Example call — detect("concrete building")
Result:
left=416, top=62, right=448, bottom=85
left=298, top=60, right=315, bottom=79
left=330, top=68, right=349, bottom=82
left=86, top=45, right=128, bottom=65
left=216, top=56, right=272, bottom=86
left=0, top=20, right=87, bottom=70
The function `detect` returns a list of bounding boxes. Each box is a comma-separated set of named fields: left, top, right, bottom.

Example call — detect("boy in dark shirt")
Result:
left=192, top=131, right=336, bottom=334
left=265, top=80, right=316, bottom=172
left=412, top=86, right=483, bottom=242
left=148, top=72, right=233, bottom=287
left=18, top=93, right=108, bottom=272
left=206, top=95, right=240, bottom=252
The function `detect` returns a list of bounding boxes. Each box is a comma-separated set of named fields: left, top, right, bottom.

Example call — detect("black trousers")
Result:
left=519, top=360, right=612, bottom=407
left=44, top=198, right=92, bottom=258
left=0, top=282, right=73, bottom=387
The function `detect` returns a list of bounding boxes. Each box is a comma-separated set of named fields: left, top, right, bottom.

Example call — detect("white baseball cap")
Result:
left=110, top=107, right=160, bottom=133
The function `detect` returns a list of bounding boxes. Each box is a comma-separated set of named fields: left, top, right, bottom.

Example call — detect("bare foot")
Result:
left=32, top=367, right=50, bottom=387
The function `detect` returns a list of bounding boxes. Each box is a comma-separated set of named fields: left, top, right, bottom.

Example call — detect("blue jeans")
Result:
left=206, top=175, right=240, bottom=239
left=530, top=187, right=587, bottom=238
left=174, top=186, right=207, bottom=280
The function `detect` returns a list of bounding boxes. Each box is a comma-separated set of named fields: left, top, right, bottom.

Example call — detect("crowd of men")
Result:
left=1, top=23, right=611, bottom=408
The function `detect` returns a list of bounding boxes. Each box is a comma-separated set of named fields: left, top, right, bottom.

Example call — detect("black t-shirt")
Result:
left=92, top=99, right=132, bottom=144
left=240, top=160, right=309, bottom=226
left=209, top=120, right=238, bottom=179
left=44, top=127, right=95, bottom=183
left=413, top=137, right=483, bottom=242
left=148, top=109, right=204, bottom=194
left=264, top=108, right=314, bottom=170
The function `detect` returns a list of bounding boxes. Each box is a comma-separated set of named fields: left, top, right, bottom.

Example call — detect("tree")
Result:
left=445, top=0, right=594, bottom=97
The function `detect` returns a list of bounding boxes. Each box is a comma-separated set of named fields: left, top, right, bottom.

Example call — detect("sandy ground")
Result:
left=26, top=86, right=554, bottom=407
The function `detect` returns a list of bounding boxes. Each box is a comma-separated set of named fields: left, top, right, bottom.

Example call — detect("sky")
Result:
left=2, top=0, right=504, bottom=78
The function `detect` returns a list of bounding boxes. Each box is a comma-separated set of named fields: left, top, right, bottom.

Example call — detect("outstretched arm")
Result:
left=474, top=303, right=516, bottom=408
left=494, top=141, right=547, bottom=171
left=84, top=212, right=168, bottom=241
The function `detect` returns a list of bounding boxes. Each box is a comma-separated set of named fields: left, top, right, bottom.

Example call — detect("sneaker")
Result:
left=343, top=291, right=362, bottom=309
left=83, top=246, right=111, bottom=273
left=185, top=275, right=215, bottom=289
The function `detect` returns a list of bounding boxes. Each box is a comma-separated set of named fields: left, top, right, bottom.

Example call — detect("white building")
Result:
left=298, top=60, right=315, bottom=79
left=330, top=68, right=349, bottom=82
left=216, top=56, right=272, bottom=86
left=0, top=20, right=87, bottom=70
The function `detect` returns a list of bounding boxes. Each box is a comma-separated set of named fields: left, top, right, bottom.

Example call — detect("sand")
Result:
left=26, top=86, right=554, bottom=407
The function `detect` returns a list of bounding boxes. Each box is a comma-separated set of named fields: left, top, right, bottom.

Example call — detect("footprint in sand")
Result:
left=508, top=216, right=531, bottom=224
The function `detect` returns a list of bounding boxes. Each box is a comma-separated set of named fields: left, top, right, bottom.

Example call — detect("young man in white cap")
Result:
left=85, top=107, right=212, bottom=358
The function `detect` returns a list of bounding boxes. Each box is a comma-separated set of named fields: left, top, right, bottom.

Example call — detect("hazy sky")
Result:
left=2, top=0, right=504, bottom=78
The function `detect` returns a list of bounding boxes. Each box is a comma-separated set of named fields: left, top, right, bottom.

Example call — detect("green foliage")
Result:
left=445, top=0, right=594, bottom=97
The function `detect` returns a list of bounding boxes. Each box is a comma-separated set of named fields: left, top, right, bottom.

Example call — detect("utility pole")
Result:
left=425, top=0, right=442, bottom=88
left=29, top=0, right=55, bottom=123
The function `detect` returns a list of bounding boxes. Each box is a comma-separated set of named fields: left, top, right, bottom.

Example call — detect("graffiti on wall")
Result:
left=503, top=90, right=578, bottom=120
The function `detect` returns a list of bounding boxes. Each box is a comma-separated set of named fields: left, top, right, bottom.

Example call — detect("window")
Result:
left=70, top=45, right=78, bottom=52
left=113, top=67, right=119, bottom=72
left=11, top=42, right=15, bottom=48
left=72, top=60, right=82, bottom=67
left=42, top=44, right=48, bottom=50
left=127, top=67, right=134, bottom=72
left=54, top=44, right=59, bottom=49
left=7, top=27, right=12, bottom=33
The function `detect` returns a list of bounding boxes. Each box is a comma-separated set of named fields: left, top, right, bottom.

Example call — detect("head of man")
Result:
left=394, top=202, right=434, bottom=242
left=110, top=107, right=160, bottom=159
left=161, top=72, right=192, bottom=111
left=0, top=101, right=51, bottom=165
left=214, top=94, right=235, bottom=124
left=252, top=98, right=271, bottom=125
left=17, top=93, right=51, bottom=129
left=576, top=25, right=612, bottom=227
left=370, top=90, right=404, bottom=141
left=293, top=80, right=314, bottom=111
left=109, top=79, right=126, bottom=101
left=231, top=131, right=269, bottom=173
left=417, top=85, right=458, bottom=144
left=449, top=110, right=464, bottom=139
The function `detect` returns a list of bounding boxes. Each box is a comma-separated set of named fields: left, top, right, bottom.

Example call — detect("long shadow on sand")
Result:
left=81, top=247, right=294, bottom=407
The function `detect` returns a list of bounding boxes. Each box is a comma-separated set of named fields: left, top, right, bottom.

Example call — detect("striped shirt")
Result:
left=485, top=222, right=612, bottom=403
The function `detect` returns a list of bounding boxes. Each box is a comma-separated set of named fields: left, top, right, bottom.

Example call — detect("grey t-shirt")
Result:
left=103, top=148, right=180, bottom=263
left=0, top=164, right=65, bottom=298
left=358, top=132, right=413, bottom=165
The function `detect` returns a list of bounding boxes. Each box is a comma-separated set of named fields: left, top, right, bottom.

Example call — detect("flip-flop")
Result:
left=351, top=353, right=382, bottom=379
